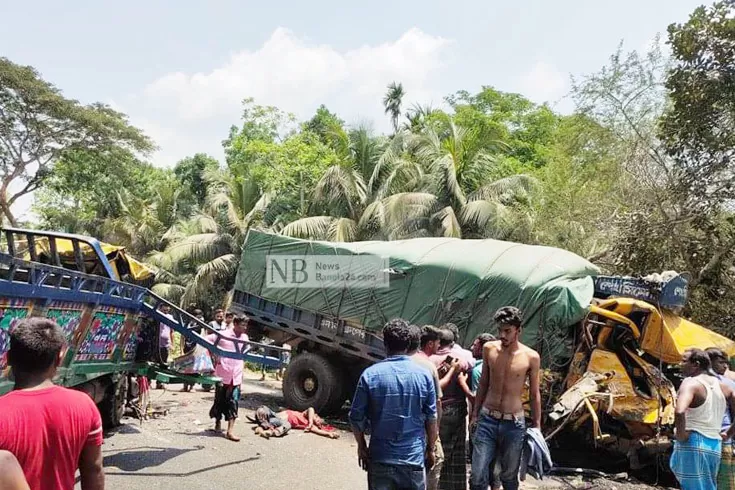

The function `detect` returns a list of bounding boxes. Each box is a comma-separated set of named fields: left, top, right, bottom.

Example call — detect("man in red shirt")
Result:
left=0, top=318, right=105, bottom=490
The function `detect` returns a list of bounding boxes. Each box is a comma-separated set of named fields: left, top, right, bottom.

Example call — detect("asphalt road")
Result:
left=78, top=372, right=667, bottom=490
left=77, top=373, right=366, bottom=490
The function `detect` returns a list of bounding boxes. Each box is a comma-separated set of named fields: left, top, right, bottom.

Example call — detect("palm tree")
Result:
left=152, top=167, right=272, bottom=306
left=102, top=178, right=188, bottom=257
left=383, top=82, right=405, bottom=134
left=282, top=119, right=540, bottom=242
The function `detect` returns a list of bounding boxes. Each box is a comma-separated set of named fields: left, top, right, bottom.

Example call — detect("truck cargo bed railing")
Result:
left=233, top=289, right=386, bottom=363
left=0, top=253, right=287, bottom=365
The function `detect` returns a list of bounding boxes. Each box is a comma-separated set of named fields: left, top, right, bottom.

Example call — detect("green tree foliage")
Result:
left=662, top=0, right=735, bottom=208
left=16, top=1, right=735, bottom=334
left=446, top=87, right=560, bottom=170
left=660, top=1, right=735, bottom=332
left=34, top=148, right=169, bottom=235
left=174, top=153, right=220, bottom=207
left=0, top=57, right=153, bottom=225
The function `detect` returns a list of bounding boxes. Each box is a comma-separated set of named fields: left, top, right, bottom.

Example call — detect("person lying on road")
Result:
left=252, top=405, right=340, bottom=439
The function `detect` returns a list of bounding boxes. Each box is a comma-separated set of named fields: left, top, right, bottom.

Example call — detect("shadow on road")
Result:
left=103, top=445, right=206, bottom=472
left=104, top=454, right=261, bottom=478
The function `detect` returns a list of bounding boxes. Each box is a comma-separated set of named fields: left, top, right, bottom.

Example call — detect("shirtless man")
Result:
left=469, top=306, right=541, bottom=490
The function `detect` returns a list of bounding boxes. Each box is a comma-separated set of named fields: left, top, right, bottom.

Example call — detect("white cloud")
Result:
left=518, top=61, right=569, bottom=108
left=135, top=27, right=453, bottom=166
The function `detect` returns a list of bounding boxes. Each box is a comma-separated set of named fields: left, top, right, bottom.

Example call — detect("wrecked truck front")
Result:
left=546, top=296, right=735, bottom=469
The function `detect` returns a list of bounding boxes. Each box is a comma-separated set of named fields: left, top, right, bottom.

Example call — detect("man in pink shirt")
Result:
left=206, top=315, right=250, bottom=441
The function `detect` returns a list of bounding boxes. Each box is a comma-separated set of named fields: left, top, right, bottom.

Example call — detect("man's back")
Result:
left=349, top=356, right=437, bottom=466
left=0, top=386, right=103, bottom=490
left=411, top=351, right=443, bottom=400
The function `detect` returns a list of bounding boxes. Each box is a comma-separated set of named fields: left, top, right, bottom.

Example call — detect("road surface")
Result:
left=79, top=372, right=668, bottom=489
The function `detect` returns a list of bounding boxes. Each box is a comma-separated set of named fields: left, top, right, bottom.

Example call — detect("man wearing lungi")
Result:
left=671, top=348, right=735, bottom=490
left=207, top=315, right=250, bottom=442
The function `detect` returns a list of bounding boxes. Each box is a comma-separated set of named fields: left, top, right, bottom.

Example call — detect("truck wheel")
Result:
left=100, top=375, right=128, bottom=429
left=283, top=352, right=344, bottom=414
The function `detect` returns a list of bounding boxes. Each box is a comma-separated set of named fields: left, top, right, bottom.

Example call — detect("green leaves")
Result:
left=662, top=1, right=735, bottom=206
left=0, top=57, right=153, bottom=225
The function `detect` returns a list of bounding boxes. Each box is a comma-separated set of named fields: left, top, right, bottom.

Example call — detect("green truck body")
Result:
left=232, top=230, right=602, bottom=412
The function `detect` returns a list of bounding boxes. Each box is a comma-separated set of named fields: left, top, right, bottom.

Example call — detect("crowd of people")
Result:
left=4, top=303, right=735, bottom=490
left=348, top=306, right=545, bottom=490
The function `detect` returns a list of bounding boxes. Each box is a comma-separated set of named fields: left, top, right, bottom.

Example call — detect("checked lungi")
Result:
left=719, top=443, right=735, bottom=490
left=439, top=402, right=467, bottom=490
left=670, top=431, right=722, bottom=490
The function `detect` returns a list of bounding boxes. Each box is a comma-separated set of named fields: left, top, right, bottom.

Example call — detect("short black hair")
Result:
left=214, top=309, right=224, bottom=315
left=9, top=318, right=66, bottom=375
left=233, top=315, right=249, bottom=326
left=475, top=333, right=496, bottom=345
left=687, top=348, right=712, bottom=371
left=225, top=311, right=234, bottom=318
left=382, top=318, right=413, bottom=354
left=408, top=324, right=421, bottom=352
left=193, top=309, right=203, bottom=316
left=494, top=306, right=523, bottom=328
left=439, top=328, right=454, bottom=347
left=706, top=347, right=728, bottom=362
left=420, top=325, right=441, bottom=348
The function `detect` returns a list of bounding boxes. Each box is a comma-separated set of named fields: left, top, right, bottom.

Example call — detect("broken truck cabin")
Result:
left=230, top=230, right=735, bottom=470
left=548, top=273, right=735, bottom=469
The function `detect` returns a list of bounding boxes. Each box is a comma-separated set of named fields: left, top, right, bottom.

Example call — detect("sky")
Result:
left=0, top=0, right=706, bottom=220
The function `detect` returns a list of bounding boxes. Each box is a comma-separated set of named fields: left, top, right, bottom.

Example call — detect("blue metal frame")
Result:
left=232, top=289, right=386, bottom=363
left=3, top=227, right=118, bottom=279
left=593, top=273, right=690, bottom=310
left=0, top=254, right=286, bottom=366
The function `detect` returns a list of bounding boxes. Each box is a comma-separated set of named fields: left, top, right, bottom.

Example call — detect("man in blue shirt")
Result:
left=349, top=318, right=439, bottom=490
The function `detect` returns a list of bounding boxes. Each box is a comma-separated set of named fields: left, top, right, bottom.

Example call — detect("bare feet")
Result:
left=254, top=427, right=271, bottom=439
left=211, top=421, right=222, bottom=432
left=225, top=432, right=241, bottom=442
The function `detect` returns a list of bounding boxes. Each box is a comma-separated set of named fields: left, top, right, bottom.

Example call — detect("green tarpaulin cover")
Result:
left=235, top=230, right=600, bottom=366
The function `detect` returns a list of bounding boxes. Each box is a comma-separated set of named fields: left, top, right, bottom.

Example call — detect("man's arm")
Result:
left=307, top=426, right=340, bottom=439
left=0, top=450, right=30, bottom=490
left=471, top=344, right=492, bottom=423
left=675, top=379, right=696, bottom=442
left=422, top=374, right=439, bottom=470
left=439, top=359, right=459, bottom=390
left=78, top=444, right=104, bottom=490
left=529, top=352, right=542, bottom=429
left=305, top=407, right=316, bottom=429
left=458, top=371, right=475, bottom=407
left=348, top=376, right=370, bottom=471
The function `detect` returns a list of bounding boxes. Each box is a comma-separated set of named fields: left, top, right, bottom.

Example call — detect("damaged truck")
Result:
left=230, top=230, right=735, bottom=469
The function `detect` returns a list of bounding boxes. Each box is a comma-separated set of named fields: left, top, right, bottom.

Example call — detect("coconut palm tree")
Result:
left=152, top=167, right=272, bottom=306
left=282, top=120, right=540, bottom=242
left=383, top=82, right=405, bottom=134
left=102, top=178, right=188, bottom=257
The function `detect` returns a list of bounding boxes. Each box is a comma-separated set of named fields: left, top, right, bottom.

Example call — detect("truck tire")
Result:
left=283, top=352, right=344, bottom=414
left=100, top=375, right=128, bottom=429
